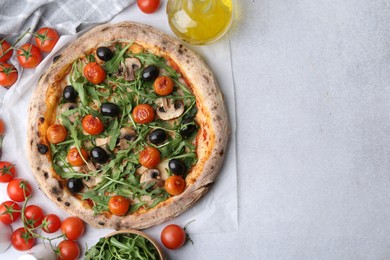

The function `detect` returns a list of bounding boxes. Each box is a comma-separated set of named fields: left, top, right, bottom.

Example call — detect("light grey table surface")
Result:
left=221, top=0, right=390, bottom=259
left=151, top=1, right=390, bottom=259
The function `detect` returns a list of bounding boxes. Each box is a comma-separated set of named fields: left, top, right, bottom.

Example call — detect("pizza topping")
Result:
left=148, top=128, right=167, bottom=145
left=153, top=76, right=174, bottom=96
left=168, top=159, right=187, bottom=176
left=47, top=42, right=200, bottom=215
left=90, top=146, right=109, bottom=164
left=46, top=124, right=68, bottom=144
left=140, top=169, right=162, bottom=184
left=108, top=195, right=130, bottom=216
left=139, top=146, right=161, bottom=168
left=132, top=104, right=155, bottom=124
left=81, top=115, right=104, bottom=135
left=67, top=147, right=88, bottom=166
left=164, top=175, right=186, bottom=196
left=67, top=178, right=84, bottom=194
left=100, top=102, right=120, bottom=117
left=179, top=118, right=198, bottom=139
left=123, top=57, right=141, bottom=81
left=37, top=143, right=48, bottom=154
left=96, top=46, right=114, bottom=62
left=156, top=98, right=184, bottom=120
left=62, top=85, right=78, bottom=102
left=119, top=127, right=137, bottom=141
left=142, top=64, right=159, bottom=81
left=83, top=62, right=106, bottom=84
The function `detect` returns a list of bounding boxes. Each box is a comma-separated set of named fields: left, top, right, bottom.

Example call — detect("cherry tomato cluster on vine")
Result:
left=0, top=120, right=84, bottom=259
left=0, top=27, right=59, bottom=88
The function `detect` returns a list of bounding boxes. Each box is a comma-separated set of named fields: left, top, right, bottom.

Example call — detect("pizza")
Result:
left=27, top=22, right=229, bottom=230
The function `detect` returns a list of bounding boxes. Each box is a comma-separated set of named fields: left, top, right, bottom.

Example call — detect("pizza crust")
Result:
left=27, top=22, right=230, bottom=229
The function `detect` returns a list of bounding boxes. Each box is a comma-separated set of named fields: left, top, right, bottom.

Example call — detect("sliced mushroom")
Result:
left=119, top=127, right=136, bottom=141
left=123, top=58, right=141, bottom=81
left=58, top=103, right=78, bottom=123
left=83, top=173, right=103, bottom=189
left=95, top=137, right=109, bottom=147
left=156, top=160, right=170, bottom=180
left=156, top=98, right=184, bottom=120
left=140, top=169, right=164, bottom=188
left=116, top=127, right=137, bottom=150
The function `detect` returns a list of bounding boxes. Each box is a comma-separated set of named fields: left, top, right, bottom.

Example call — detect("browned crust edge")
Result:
left=27, top=21, right=230, bottom=229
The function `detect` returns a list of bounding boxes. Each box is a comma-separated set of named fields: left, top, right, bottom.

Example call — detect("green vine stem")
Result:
left=21, top=187, right=64, bottom=254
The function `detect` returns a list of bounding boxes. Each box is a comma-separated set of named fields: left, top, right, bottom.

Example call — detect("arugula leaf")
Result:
left=104, top=43, right=132, bottom=74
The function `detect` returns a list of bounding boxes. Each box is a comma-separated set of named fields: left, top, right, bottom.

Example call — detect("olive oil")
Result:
left=167, top=0, right=233, bottom=45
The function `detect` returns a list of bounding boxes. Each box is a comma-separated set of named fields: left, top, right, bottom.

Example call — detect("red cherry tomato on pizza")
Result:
left=0, top=39, right=13, bottom=62
left=7, top=178, right=32, bottom=202
left=61, top=216, right=85, bottom=240
left=108, top=195, right=130, bottom=216
left=139, top=146, right=160, bottom=168
left=0, top=161, right=16, bottom=183
left=0, top=201, right=21, bottom=224
left=137, top=0, right=160, bottom=14
left=165, top=175, right=185, bottom=196
left=46, top=124, right=68, bottom=144
left=161, top=224, right=186, bottom=250
left=57, top=240, right=81, bottom=260
left=11, top=227, right=35, bottom=251
left=67, top=147, right=89, bottom=166
left=42, top=214, right=61, bottom=233
left=24, top=205, right=44, bottom=228
left=82, top=114, right=104, bottom=135
left=16, top=43, right=42, bottom=69
left=154, top=76, right=174, bottom=96
left=83, top=62, right=106, bottom=84
left=34, top=27, right=59, bottom=53
left=132, top=104, right=155, bottom=124
left=0, top=118, right=5, bottom=135
left=0, top=63, right=18, bottom=88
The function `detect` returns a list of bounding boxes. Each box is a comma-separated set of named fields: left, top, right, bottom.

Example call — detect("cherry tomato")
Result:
left=0, top=39, right=13, bottom=62
left=42, top=214, right=61, bottom=233
left=161, top=224, right=186, bottom=250
left=0, top=63, right=18, bottom=88
left=61, top=216, right=85, bottom=240
left=11, top=227, right=35, bottom=251
left=0, top=118, right=5, bottom=135
left=16, top=43, right=42, bottom=69
left=0, top=161, right=16, bottom=183
left=7, top=178, right=32, bottom=202
left=24, top=205, right=44, bottom=228
left=137, top=0, right=160, bottom=14
left=46, top=124, right=68, bottom=144
left=132, top=104, right=155, bottom=124
left=154, top=76, right=174, bottom=96
left=34, top=27, right=59, bottom=53
left=139, top=146, right=160, bottom=168
left=67, top=147, right=89, bottom=166
left=0, top=201, right=20, bottom=224
left=58, top=240, right=80, bottom=260
left=108, top=195, right=130, bottom=216
left=82, top=114, right=104, bottom=135
left=164, top=175, right=186, bottom=196
left=83, top=62, right=106, bottom=84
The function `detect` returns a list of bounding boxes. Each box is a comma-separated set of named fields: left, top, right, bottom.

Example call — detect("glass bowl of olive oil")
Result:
left=167, top=0, right=234, bottom=45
